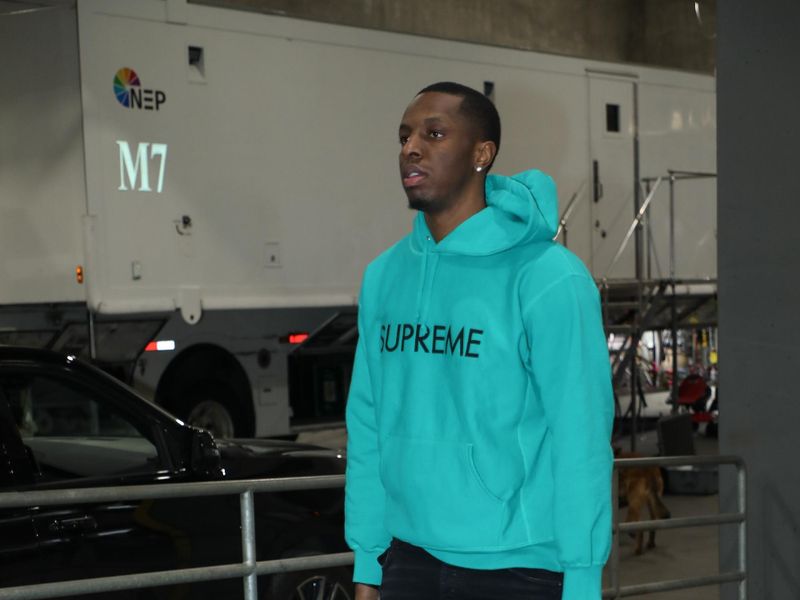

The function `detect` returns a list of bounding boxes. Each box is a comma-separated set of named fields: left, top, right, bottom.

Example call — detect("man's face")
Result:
left=398, top=92, right=480, bottom=214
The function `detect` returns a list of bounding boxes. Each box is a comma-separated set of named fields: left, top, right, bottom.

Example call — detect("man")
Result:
left=345, top=82, right=614, bottom=600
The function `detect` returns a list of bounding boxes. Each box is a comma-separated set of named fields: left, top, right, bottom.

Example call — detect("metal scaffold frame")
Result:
left=597, top=170, right=718, bottom=447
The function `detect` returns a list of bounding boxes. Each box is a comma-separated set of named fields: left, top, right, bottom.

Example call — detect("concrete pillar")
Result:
left=717, top=1, right=800, bottom=598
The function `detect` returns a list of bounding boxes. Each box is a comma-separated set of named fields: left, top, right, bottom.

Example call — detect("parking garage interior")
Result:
left=1, top=1, right=799, bottom=599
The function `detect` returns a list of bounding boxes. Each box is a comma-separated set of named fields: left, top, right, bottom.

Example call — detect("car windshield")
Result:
left=3, top=371, right=159, bottom=481
left=12, top=374, right=139, bottom=438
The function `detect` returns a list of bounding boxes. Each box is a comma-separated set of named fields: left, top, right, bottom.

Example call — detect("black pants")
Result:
left=378, top=540, right=563, bottom=600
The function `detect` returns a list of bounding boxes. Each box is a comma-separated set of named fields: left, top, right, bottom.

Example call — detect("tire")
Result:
left=175, top=382, right=244, bottom=438
left=269, top=567, right=355, bottom=600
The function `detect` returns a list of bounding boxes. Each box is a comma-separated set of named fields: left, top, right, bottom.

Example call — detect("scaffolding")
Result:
left=557, top=170, right=718, bottom=449
left=605, top=170, right=717, bottom=448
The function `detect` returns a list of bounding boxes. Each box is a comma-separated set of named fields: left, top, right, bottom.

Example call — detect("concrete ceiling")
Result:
left=0, top=0, right=715, bottom=72
left=0, top=0, right=74, bottom=15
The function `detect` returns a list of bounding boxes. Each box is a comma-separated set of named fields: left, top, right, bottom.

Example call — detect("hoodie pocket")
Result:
left=379, top=436, right=529, bottom=550
left=466, top=444, right=505, bottom=503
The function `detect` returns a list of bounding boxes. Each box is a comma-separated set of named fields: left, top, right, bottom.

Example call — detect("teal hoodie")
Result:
left=345, top=170, right=614, bottom=600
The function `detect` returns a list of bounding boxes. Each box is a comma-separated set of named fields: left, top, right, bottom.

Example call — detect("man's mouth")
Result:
left=402, top=168, right=427, bottom=188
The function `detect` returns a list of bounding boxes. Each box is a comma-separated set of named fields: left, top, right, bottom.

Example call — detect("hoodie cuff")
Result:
left=562, top=565, right=603, bottom=600
left=353, top=548, right=384, bottom=586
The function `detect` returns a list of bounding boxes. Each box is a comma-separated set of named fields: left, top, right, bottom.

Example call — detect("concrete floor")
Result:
left=297, top=424, right=724, bottom=600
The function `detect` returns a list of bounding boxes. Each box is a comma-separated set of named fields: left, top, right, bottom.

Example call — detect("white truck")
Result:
left=0, top=0, right=716, bottom=437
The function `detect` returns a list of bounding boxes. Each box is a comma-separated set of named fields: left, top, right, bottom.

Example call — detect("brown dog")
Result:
left=614, top=448, right=672, bottom=554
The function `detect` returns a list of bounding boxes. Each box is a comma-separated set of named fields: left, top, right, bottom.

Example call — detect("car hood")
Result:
left=214, top=437, right=346, bottom=480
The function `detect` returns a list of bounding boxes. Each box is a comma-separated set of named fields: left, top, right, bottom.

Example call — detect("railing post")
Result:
left=87, top=309, right=97, bottom=360
left=644, top=179, right=652, bottom=279
left=738, top=462, right=747, bottom=600
left=240, top=489, right=258, bottom=600
left=668, top=172, right=676, bottom=280
left=611, top=466, right=621, bottom=599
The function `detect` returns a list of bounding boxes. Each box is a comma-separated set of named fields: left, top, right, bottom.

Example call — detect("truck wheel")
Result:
left=269, top=568, right=354, bottom=600
left=179, top=384, right=241, bottom=439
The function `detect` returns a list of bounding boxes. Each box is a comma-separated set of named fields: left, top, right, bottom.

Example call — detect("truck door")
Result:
left=588, top=74, right=637, bottom=279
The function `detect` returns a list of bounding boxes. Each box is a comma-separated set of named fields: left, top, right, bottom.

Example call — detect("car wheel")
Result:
left=180, top=383, right=241, bottom=438
left=270, top=568, right=354, bottom=600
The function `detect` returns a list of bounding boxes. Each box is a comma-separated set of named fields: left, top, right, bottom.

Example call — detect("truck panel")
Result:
left=0, top=6, right=86, bottom=304
left=73, top=0, right=716, bottom=321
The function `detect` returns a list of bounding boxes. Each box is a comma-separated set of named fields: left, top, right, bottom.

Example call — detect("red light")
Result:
left=288, top=333, right=309, bottom=344
left=144, top=341, right=158, bottom=352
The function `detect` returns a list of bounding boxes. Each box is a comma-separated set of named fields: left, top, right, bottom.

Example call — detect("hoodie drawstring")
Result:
left=415, top=248, right=428, bottom=322
left=422, top=254, right=440, bottom=322
left=415, top=249, right=440, bottom=323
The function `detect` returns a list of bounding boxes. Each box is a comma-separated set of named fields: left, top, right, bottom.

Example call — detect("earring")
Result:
left=475, top=166, right=483, bottom=172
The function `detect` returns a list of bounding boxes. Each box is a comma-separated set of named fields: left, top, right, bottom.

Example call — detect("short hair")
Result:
left=417, top=81, right=501, bottom=162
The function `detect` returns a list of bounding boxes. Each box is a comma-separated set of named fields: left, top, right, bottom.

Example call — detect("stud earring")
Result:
left=475, top=166, right=483, bottom=172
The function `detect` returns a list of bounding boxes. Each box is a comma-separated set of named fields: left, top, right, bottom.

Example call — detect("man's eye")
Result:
left=399, top=136, right=408, bottom=145
left=429, top=130, right=444, bottom=139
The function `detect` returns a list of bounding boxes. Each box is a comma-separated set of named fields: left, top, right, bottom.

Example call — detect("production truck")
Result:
left=0, top=0, right=717, bottom=437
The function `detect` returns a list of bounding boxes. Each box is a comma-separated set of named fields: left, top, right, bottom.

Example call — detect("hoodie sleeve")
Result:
left=522, top=270, right=614, bottom=600
left=344, top=274, right=391, bottom=585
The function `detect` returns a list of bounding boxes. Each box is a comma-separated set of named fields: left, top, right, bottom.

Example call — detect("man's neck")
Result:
left=424, top=185, right=487, bottom=243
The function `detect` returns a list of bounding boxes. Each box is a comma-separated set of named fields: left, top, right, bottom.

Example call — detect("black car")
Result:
left=0, top=346, right=353, bottom=599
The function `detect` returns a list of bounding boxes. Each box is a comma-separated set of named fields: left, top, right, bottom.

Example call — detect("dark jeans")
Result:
left=378, top=539, right=563, bottom=600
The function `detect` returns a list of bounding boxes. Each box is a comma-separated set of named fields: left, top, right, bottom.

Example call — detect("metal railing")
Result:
left=554, top=180, right=588, bottom=245
left=0, top=474, right=352, bottom=600
left=604, top=454, right=746, bottom=599
left=609, top=170, right=717, bottom=282
left=0, top=455, right=745, bottom=600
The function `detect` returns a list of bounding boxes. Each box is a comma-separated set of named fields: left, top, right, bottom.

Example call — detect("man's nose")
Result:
left=402, top=132, right=422, bottom=157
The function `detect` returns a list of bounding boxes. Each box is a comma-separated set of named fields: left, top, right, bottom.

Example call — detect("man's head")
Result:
left=398, top=82, right=500, bottom=215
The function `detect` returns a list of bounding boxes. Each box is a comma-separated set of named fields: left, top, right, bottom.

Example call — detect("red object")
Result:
left=288, top=333, right=309, bottom=345
left=692, top=412, right=713, bottom=423
left=144, top=341, right=158, bottom=352
left=676, top=373, right=713, bottom=424
left=677, top=374, right=709, bottom=405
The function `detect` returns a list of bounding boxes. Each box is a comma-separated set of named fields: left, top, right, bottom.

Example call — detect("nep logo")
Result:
left=113, top=67, right=166, bottom=111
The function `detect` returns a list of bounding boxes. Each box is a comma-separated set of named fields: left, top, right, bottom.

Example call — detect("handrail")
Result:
left=642, top=170, right=717, bottom=183
left=596, top=277, right=716, bottom=286
left=604, top=455, right=746, bottom=599
left=554, top=180, right=588, bottom=244
left=604, top=170, right=717, bottom=281
left=604, top=177, right=662, bottom=278
left=614, top=454, right=741, bottom=468
left=0, top=474, right=349, bottom=600
left=0, top=455, right=745, bottom=600
left=0, top=473, right=345, bottom=508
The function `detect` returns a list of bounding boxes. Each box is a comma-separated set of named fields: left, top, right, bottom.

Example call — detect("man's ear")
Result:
left=474, top=141, right=498, bottom=172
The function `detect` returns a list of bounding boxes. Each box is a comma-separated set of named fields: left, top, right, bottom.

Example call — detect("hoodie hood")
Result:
left=411, top=169, right=558, bottom=256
